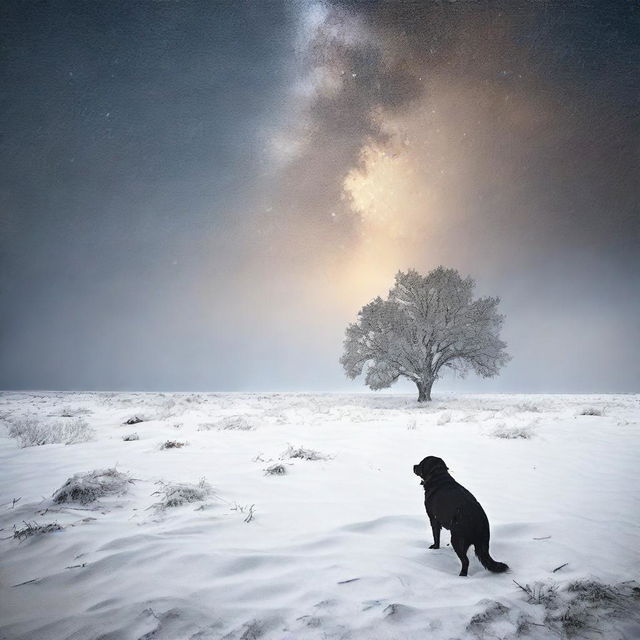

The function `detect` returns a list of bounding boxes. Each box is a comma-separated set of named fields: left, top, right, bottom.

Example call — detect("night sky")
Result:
left=1, top=0, right=638, bottom=392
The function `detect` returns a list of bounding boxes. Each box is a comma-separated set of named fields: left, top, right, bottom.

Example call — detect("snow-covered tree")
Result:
left=340, top=267, right=510, bottom=401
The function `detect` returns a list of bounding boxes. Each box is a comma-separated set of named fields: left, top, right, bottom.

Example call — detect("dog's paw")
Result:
left=429, top=544, right=440, bottom=549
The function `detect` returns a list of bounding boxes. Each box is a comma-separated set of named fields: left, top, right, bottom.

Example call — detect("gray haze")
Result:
left=1, top=0, right=638, bottom=393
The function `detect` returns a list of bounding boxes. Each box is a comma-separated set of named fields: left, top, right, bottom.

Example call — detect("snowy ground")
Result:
left=1, top=391, right=639, bottom=640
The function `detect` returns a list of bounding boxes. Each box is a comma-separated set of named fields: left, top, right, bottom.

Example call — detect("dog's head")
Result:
left=413, top=456, right=449, bottom=484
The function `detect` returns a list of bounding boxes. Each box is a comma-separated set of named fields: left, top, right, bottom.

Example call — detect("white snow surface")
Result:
left=1, top=391, right=639, bottom=640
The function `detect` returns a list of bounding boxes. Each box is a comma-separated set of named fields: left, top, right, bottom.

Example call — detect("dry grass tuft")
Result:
left=231, top=502, right=256, bottom=523
left=151, top=478, right=213, bottom=510
left=512, top=579, right=640, bottom=638
left=160, top=440, right=186, bottom=449
left=14, top=521, right=63, bottom=540
left=580, top=407, right=603, bottom=417
left=264, top=463, right=287, bottom=476
left=492, top=425, right=533, bottom=440
left=52, top=468, right=132, bottom=505
left=514, top=580, right=559, bottom=606
left=220, top=416, right=254, bottom=430
left=281, top=444, right=328, bottom=461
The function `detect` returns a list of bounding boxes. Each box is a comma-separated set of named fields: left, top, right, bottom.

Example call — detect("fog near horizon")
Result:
left=1, top=0, right=638, bottom=393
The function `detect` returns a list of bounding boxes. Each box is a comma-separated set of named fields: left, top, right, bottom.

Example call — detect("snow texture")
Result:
left=0, top=391, right=639, bottom=639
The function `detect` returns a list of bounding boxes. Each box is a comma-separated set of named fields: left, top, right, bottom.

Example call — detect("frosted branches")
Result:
left=340, top=267, right=510, bottom=401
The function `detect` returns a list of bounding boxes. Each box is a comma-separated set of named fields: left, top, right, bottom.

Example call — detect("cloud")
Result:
left=226, top=0, right=639, bottom=391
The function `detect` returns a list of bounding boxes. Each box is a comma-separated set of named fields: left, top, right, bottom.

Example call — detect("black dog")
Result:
left=413, top=456, right=508, bottom=576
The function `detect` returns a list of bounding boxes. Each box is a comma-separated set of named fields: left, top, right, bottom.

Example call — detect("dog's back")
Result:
left=426, top=473, right=490, bottom=542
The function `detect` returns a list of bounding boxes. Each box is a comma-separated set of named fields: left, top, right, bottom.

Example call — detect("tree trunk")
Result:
left=416, top=379, right=433, bottom=402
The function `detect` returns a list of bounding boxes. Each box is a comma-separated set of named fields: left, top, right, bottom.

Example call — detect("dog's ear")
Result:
left=432, top=457, right=448, bottom=473
left=422, top=456, right=448, bottom=481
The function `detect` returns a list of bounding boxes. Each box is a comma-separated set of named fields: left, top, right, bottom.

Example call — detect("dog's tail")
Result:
left=475, top=541, right=508, bottom=573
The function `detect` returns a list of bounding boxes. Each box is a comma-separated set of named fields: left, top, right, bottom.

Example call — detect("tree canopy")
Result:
left=340, top=267, right=510, bottom=401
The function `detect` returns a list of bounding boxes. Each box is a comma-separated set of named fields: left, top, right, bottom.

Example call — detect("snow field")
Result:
left=0, top=392, right=639, bottom=639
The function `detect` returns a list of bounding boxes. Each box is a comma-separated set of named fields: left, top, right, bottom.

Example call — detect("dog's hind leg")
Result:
left=451, top=533, right=470, bottom=576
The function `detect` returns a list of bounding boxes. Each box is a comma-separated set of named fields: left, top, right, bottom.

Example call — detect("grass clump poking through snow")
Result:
left=230, top=502, right=256, bottom=523
left=513, top=579, right=640, bottom=638
left=491, top=425, right=533, bottom=440
left=468, top=579, right=640, bottom=639
left=122, top=433, right=139, bottom=441
left=160, top=440, right=186, bottom=449
left=8, top=416, right=94, bottom=447
left=281, top=444, right=328, bottom=461
left=264, top=463, right=287, bottom=476
left=14, top=521, right=63, bottom=540
left=567, top=579, right=622, bottom=603
left=466, top=601, right=511, bottom=635
left=514, top=580, right=559, bottom=606
left=52, top=468, right=132, bottom=505
left=151, top=478, right=212, bottom=511
left=580, top=407, right=603, bottom=416
left=199, top=415, right=254, bottom=431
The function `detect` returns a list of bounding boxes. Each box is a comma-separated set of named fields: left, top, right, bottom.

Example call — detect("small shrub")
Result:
left=124, top=416, right=144, bottom=425
left=492, top=425, right=533, bottom=440
left=580, top=407, right=603, bottom=417
left=151, top=478, right=212, bottom=510
left=52, top=468, right=132, bottom=505
left=202, top=416, right=254, bottom=431
left=265, top=463, right=287, bottom=476
left=62, top=418, right=94, bottom=444
left=14, top=521, right=63, bottom=540
left=8, top=416, right=51, bottom=446
left=281, top=444, right=328, bottom=461
left=160, top=440, right=186, bottom=449
left=122, top=433, right=139, bottom=441
left=8, top=416, right=93, bottom=447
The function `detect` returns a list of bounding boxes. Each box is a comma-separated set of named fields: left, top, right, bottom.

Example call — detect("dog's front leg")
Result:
left=428, top=515, right=441, bottom=549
